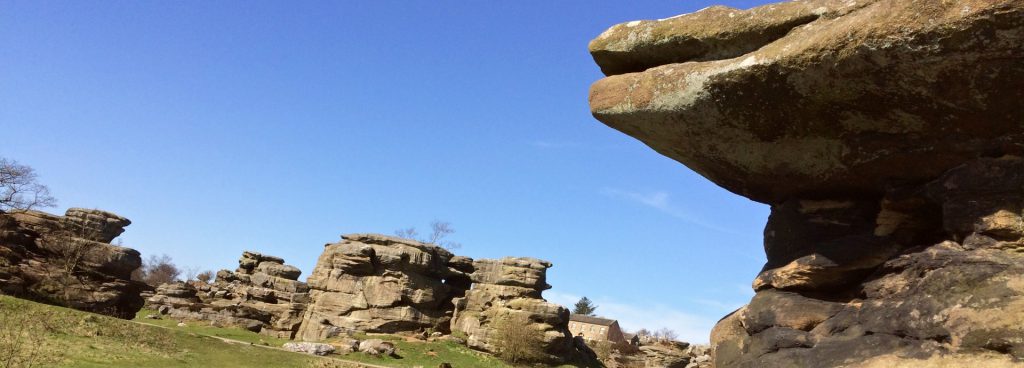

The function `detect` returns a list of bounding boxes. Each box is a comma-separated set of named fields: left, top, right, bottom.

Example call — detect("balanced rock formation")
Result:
left=296, top=234, right=473, bottom=341
left=147, top=251, right=309, bottom=338
left=0, top=208, right=145, bottom=317
left=590, top=0, right=1023, bottom=204
left=589, top=1, right=1024, bottom=367
left=451, top=257, right=576, bottom=364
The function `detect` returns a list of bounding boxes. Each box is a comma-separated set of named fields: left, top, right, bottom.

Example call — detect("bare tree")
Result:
left=425, top=221, right=454, bottom=245
left=0, top=305, right=55, bottom=368
left=654, top=328, right=678, bottom=342
left=394, top=227, right=419, bottom=240
left=492, top=313, right=546, bottom=364
left=182, top=267, right=199, bottom=283
left=393, top=220, right=462, bottom=250
left=135, top=254, right=181, bottom=287
left=196, top=270, right=214, bottom=284
left=45, top=218, right=104, bottom=274
left=0, top=158, right=56, bottom=212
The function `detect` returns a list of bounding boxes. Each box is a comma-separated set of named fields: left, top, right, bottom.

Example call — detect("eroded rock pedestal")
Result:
left=589, top=1, right=1024, bottom=367
left=296, top=234, right=473, bottom=340
left=0, top=208, right=146, bottom=317
left=147, top=251, right=309, bottom=338
left=451, top=257, right=576, bottom=364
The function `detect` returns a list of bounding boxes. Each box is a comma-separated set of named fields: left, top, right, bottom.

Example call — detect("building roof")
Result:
left=570, top=314, right=617, bottom=326
left=623, top=333, right=637, bottom=340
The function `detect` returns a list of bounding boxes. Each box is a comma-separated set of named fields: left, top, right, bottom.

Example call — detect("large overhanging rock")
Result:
left=589, top=0, right=1024, bottom=204
left=0, top=208, right=145, bottom=318
left=589, top=1, right=1024, bottom=367
left=296, top=234, right=472, bottom=341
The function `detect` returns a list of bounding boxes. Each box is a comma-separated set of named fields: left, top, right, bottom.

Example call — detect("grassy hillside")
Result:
left=0, top=295, right=319, bottom=368
left=0, top=296, right=593, bottom=368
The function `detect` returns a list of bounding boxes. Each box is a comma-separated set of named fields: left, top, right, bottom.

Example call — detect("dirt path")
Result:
left=131, top=320, right=393, bottom=368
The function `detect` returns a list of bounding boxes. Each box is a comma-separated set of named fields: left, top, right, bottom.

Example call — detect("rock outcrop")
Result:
left=147, top=251, right=309, bottom=338
left=0, top=208, right=145, bottom=317
left=589, top=1, right=1024, bottom=367
left=590, top=0, right=1023, bottom=204
left=296, top=234, right=473, bottom=341
left=451, top=257, right=576, bottom=364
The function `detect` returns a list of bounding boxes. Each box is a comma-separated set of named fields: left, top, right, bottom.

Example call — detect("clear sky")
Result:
left=1, top=0, right=775, bottom=342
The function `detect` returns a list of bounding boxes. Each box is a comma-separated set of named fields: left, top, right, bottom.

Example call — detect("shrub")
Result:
left=491, top=313, right=546, bottom=364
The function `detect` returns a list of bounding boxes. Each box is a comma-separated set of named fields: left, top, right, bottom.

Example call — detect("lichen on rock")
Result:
left=588, top=0, right=1024, bottom=366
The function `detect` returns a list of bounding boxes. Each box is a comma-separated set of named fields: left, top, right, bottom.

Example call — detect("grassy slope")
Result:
left=0, top=297, right=585, bottom=368
left=0, top=296, right=317, bottom=368
left=132, top=309, right=586, bottom=368
left=335, top=334, right=516, bottom=368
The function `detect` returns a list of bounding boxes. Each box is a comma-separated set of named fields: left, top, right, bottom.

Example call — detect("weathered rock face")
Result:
left=147, top=251, right=309, bottom=338
left=590, top=0, right=1024, bottom=204
left=0, top=208, right=145, bottom=318
left=296, top=234, right=472, bottom=341
left=589, top=1, right=1024, bottom=367
left=632, top=342, right=710, bottom=368
left=451, top=257, right=576, bottom=364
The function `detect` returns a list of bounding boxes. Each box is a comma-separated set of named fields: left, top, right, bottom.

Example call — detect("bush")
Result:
left=133, top=254, right=181, bottom=287
left=0, top=305, right=57, bottom=367
left=491, top=313, right=546, bottom=364
left=196, top=270, right=214, bottom=284
left=43, top=220, right=104, bottom=274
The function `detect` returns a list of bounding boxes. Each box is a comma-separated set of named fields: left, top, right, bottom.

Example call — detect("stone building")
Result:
left=568, top=314, right=627, bottom=345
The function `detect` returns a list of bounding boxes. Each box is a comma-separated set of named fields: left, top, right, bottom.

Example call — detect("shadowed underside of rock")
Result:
left=589, top=1, right=1024, bottom=367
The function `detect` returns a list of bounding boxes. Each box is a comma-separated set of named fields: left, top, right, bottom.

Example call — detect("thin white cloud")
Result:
left=544, top=290, right=716, bottom=344
left=600, top=188, right=735, bottom=234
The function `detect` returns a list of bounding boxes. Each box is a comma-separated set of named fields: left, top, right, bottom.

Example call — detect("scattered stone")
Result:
left=283, top=342, right=336, bottom=356
left=358, top=339, right=396, bottom=356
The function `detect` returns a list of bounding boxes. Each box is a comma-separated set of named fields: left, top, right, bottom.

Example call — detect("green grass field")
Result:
left=0, top=296, right=594, bottom=368
left=0, top=296, right=320, bottom=368
left=332, top=333, right=517, bottom=368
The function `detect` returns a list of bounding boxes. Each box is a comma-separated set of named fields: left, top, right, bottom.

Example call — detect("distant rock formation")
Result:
left=589, top=0, right=1024, bottom=367
left=608, top=341, right=710, bottom=368
left=0, top=208, right=146, bottom=317
left=296, top=234, right=473, bottom=341
left=451, top=257, right=576, bottom=364
left=147, top=251, right=309, bottom=338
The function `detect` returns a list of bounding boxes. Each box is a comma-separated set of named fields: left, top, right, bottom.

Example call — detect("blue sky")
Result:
left=1, top=0, right=774, bottom=342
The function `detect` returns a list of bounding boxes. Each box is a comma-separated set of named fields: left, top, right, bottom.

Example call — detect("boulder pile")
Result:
left=147, top=251, right=309, bottom=338
left=0, top=208, right=146, bottom=317
left=588, top=0, right=1024, bottom=366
